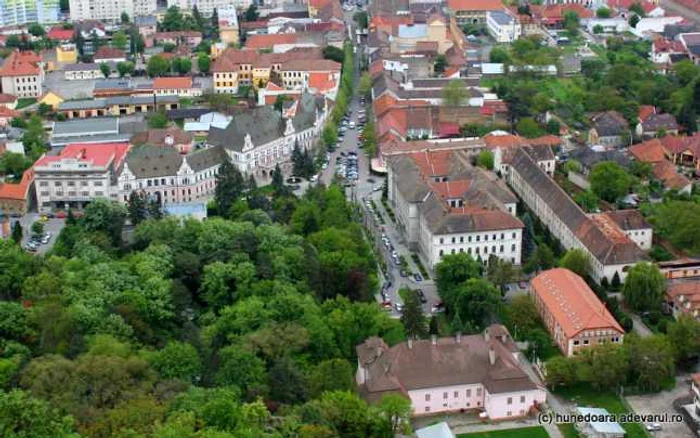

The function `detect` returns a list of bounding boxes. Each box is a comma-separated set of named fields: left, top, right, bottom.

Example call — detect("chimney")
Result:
left=456, top=332, right=462, bottom=344
left=376, top=346, right=383, bottom=358
left=407, top=338, right=413, bottom=349
left=488, top=345, right=496, bottom=365
left=484, top=328, right=490, bottom=342
left=431, top=335, right=437, bottom=345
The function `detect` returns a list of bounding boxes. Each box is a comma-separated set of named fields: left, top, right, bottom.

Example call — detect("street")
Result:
left=15, top=213, right=65, bottom=255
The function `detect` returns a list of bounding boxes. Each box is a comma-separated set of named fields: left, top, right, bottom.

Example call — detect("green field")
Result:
left=457, top=426, right=550, bottom=438
left=557, top=423, right=580, bottom=438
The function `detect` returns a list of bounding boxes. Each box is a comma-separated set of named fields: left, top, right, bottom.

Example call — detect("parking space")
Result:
left=626, top=376, right=694, bottom=438
left=16, top=213, right=66, bottom=255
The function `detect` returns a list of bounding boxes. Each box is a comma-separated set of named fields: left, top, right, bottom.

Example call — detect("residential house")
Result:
left=659, top=132, right=700, bottom=169
left=630, top=138, right=693, bottom=193
left=69, top=0, right=156, bottom=21
left=652, top=160, right=692, bottom=193
left=658, top=259, right=700, bottom=280
left=447, top=0, right=504, bottom=25
left=531, top=268, right=625, bottom=357
left=651, top=37, right=687, bottom=68
left=666, top=282, right=700, bottom=320
left=583, top=17, right=629, bottom=34
left=636, top=109, right=679, bottom=139
left=207, top=93, right=328, bottom=179
left=507, top=147, right=646, bottom=283
left=115, top=144, right=227, bottom=205
left=56, top=44, right=78, bottom=64
left=680, top=33, right=700, bottom=64
left=387, top=148, right=524, bottom=269
left=154, top=31, right=203, bottom=49
left=0, top=106, right=19, bottom=128
left=588, top=111, right=630, bottom=147
left=34, top=142, right=131, bottom=212
left=0, top=93, right=18, bottom=109
left=534, top=4, right=593, bottom=29
left=0, top=166, right=33, bottom=215
left=632, top=17, right=686, bottom=38
left=37, top=91, right=64, bottom=110
left=486, top=10, right=522, bottom=43
left=130, top=126, right=194, bottom=154
left=279, top=59, right=341, bottom=92
left=594, top=210, right=653, bottom=250
left=390, top=15, right=455, bottom=55
left=256, top=81, right=302, bottom=106
left=93, top=47, right=126, bottom=64
left=218, top=7, right=240, bottom=47
left=0, top=50, right=44, bottom=98
left=569, top=146, right=630, bottom=176
left=356, top=325, right=547, bottom=419
left=608, top=0, right=661, bottom=17
left=166, top=0, right=252, bottom=16
left=152, top=77, right=202, bottom=98
left=487, top=134, right=559, bottom=176
left=64, top=63, right=104, bottom=80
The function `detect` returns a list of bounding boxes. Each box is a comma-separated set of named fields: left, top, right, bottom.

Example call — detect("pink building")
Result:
left=356, top=325, right=546, bottom=419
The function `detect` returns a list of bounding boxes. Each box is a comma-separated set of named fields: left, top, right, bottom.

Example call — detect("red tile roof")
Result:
left=653, top=160, right=691, bottom=190
left=280, top=59, right=341, bottom=71
left=608, top=0, right=657, bottom=13
left=0, top=93, right=17, bottom=104
left=93, top=46, right=126, bottom=60
left=35, top=143, right=130, bottom=169
left=537, top=3, right=593, bottom=21
left=308, top=72, right=336, bottom=92
left=653, top=38, right=686, bottom=54
left=667, top=282, right=700, bottom=318
left=638, top=105, right=656, bottom=122
left=245, top=33, right=298, bottom=49
left=153, top=76, right=193, bottom=90
left=0, top=51, right=40, bottom=77
left=47, top=26, right=75, bottom=41
left=447, top=0, right=503, bottom=11
left=532, top=268, right=624, bottom=338
left=0, top=166, right=33, bottom=201
left=0, top=107, right=18, bottom=118
left=629, top=139, right=667, bottom=163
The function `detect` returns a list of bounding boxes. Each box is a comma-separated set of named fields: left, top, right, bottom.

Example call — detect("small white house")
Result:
left=486, top=11, right=521, bottom=43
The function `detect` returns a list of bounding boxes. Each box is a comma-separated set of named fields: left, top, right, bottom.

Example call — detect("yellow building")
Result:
left=38, top=91, right=64, bottom=110
left=218, top=7, right=240, bottom=47
left=56, top=44, right=78, bottom=64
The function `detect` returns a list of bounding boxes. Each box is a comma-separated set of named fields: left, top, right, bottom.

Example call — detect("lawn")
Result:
left=457, top=426, right=550, bottom=438
left=557, top=423, right=580, bottom=438
left=554, top=385, right=647, bottom=438
left=16, top=97, right=36, bottom=109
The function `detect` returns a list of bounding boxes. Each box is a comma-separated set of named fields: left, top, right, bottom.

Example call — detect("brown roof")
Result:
left=130, top=127, right=193, bottom=147
left=153, top=76, right=193, bottom=90
left=602, top=210, right=651, bottom=231
left=0, top=50, right=40, bottom=77
left=212, top=47, right=323, bottom=72
left=532, top=268, right=624, bottom=338
left=279, top=59, right=341, bottom=72
left=667, top=282, right=700, bottom=317
left=629, top=139, right=668, bottom=163
left=0, top=93, right=17, bottom=104
left=94, top=46, right=126, bottom=60
left=357, top=325, right=539, bottom=398
left=653, top=160, right=691, bottom=190
left=642, top=113, right=678, bottom=133
left=447, top=0, right=503, bottom=11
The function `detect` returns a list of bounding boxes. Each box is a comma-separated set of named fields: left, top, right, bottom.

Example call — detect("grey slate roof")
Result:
left=59, top=99, right=107, bottom=110
left=52, top=117, right=118, bottom=136
left=186, top=145, right=228, bottom=172
left=591, top=111, right=628, bottom=137
left=569, top=146, right=630, bottom=171
left=125, top=145, right=183, bottom=179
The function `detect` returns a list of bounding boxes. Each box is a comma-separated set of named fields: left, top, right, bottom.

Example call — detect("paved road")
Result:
left=15, top=213, right=65, bottom=255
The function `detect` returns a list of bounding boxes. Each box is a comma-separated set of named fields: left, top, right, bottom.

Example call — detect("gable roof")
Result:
left=245, top=33, right=298, bottom=49
left=591, top=111, right=628, bottom=137
left=629, top=139, right=668, bottom=163
left=532, top=268, right=624, bottom=338
left=0, top=50, right=40, bottom=77
left=185, top=145, right=228, bottom=172
left=447, top=0, right=503, bottom=11
left=602, top=209, right=651, bottom=231
left=124, top=144, right=183, bottom=178
left=130, top=126, right=193, bottom=147
left=47, top=26, right=75, bottom=41
left=153, top=76, right=193, bottom=90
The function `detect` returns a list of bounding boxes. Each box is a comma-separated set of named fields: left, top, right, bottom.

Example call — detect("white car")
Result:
left=348, top=122, right=356, bottom=129
left=310, top=175, right=318, bottom=182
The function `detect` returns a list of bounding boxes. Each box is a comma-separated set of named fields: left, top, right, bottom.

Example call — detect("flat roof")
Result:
left=576, top=407, right=626, bottom=434
left=489, top=10, right=514, bottom=25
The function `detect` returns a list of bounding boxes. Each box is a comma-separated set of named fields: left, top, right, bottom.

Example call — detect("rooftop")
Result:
left=489, top=10, right=514, bottom=25
left=153, top=76, right=193, bottom=90
left=531, top=268, right=624, bottom=338
left=447, top=0, right=503, bottom=11
left=35, top=142, right=130, bottom=169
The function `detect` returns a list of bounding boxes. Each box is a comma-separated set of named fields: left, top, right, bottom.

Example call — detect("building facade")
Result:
left=0, top=51, right=44, bottom=98
left=486, top=11, right=521, bottom=43
left=531, top=268, right=625, bottom=357
left=0, top=0, right=59, bottom=26
left=356, top=325, right=547, bottom=419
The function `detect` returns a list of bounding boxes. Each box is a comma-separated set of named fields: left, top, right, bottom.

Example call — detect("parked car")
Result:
left=416, top=289, right=427, bottom=304
left=394, top=303, right=404, bottom=313
left=431, top=301, right=445, bottom=313
left=414, top=273, right=423, bottom=282
left=645, top=423, right=661, bottom=432
left=399, top=269, right=408, bottom=277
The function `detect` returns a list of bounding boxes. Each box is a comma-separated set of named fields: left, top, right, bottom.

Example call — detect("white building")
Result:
left=486, top=10, right=521, bottom=43
left=166, top=0, right=252, bottom=15
left=388, top=148, right=524, bottom=270
left=357, top=326, right=547, bottom=419
left=583, top=18, right=629, bottom=34
left=207, top=92, right=328, bottom=179
left=69, top=0, right=157, bottom=21
left=507, top=147, right=646, bottom=283
left=34, top=142, right=130, bottom=213
left=0, top=0, right=59, bottom=26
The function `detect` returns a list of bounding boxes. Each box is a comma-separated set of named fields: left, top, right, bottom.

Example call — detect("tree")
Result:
left=215, top=344, right=267, bottom=395
left=596, top=7, right=611, bottom=18
left=151, top=341, right=201, bottom=382
left=400, top=289, right=427, bottom=339
left=574, top=190, right=599, bottom=212
left=0, top=152, right=32, bottom=177
left=450, top=279, right=502, bottom=330
left=563, top=11, right=580, bottom=33
left=622, top=262, right=665, bottom=312
left=268, top=356, right=307, bottom=404
left=486, top=256, right=516, bottom=292
left=546, top=119, right=561, bottom=135
left=148, top=112, right=168, bottom=129
left=322, top=124, right=337, bottom=149
left=435, top=253, right=482, bottom=298
left=271, top=163, right=285, bottom=193
left=197, top=52, right=210, bottom=74
left=210, top=7, right=219, bottom=39
left=625, top=334, right=675, bottom=391
left=353, top=11, right=369, bottom=29
left=489, top=46, right=510, bottom=64
left=629, top=2, right=646, bottom=16
left=127, top=191, right=148, bottom=225
left=589, top=161, right=633, bottom=202
left=472, top=149, right=495, bottom=171
left=99, top=62, right=110, bottom=78
left=31, top=221, right=44, bottom=236
left=358, top=72, right=372, bottom=97
left=442, top=79, right=468, bottom=106
left=322, top=46, right=344, bottom=63
left=162, top=6, right=184, bottom=31
left=116, top=61, right=135, bottom=78
left=666, top=315, right=700, bottom=363
left=112, top=31, right=127, bottom=50
left=192, top=5, right=204, bottom=30
left=245, top=4, right=259, bottom=22
left=378, top=394, right=411, bottom=434
left=28, top=24, right=45, bottom=37
left=545, top=356, right=576, bottom=388
left=575, top=342, right=628, bottom=390
left=308, top=359, right=354, bottom=399
left=516, top=117, right=543, bottom=138
left=172, top=57, right=192, bottom=75
left=21, top=115, right=47, bottom=160
left=214, top=160, right=245, bottom=217
left=0, top=389, right=78, bottom=438
left=433, top=54, right=447, bottom=75
left=593, top=24, right=604, bottom=34
left=629, top=14, right=640, bottom=28
left=133, top=33, right=145, bottom=54
left=559, top=249, right=590, bottom=279
left=147, top=55, right=170, bottom=77
left=11, top=221, right=22, bottom=244
left=121, top=11, right=130, bottom=24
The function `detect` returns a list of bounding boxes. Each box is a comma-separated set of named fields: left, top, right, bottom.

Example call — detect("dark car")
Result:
left=416, top=289, right=427, bottom=304
left=414, top=273, right=423, bottom=282
left=399, top=269, right=408, bottom=278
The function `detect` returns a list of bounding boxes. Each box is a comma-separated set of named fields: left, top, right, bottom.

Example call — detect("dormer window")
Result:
left=448, top=199, right=464, bottom=208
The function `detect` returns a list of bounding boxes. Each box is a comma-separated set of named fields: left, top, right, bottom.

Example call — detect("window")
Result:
left=54, top=181, right=62, bottom=186
left=583, top=340, right=589, bottom=345
left=511, top=244, right=516, bottom=251
left=39, top=181, right=48, bottom=187
left=520, top=396, right=525, bottom=403
left=451, top=249, right=455, bottom=254
left=439, top=238, right=444, bottom=244
left=476, top=236, right=480, bottom=242
left=468, top=236, right=472, bottom=242
left=81, top=181, right=88, bottom=186
left=460, top=236, right=464, bottom=243
left=512, top=232, right=516, bottom=238
left=500, top=245, right=504, bottom=252
left=573, top=340, right=580, bottom=345
left=425, top=394, right=430, bottom=401
left=484, top=234, right=488, bottom=241
left=452, top=237, right=455, bottom=244
left=94, top=181, right=102, bottom=186
left=439, top=249, right=444, bottom=256
left=454, top=391, right=458, bottom=398
left=467, top=389, right=471, bottom=397
left=507, top=411, right=512, bottom=417
left=477, top=388, right=482, bottom=396
left=443, top=392, right=448, bottom=399
left=507, top=397, right=512, bottom=405
left=468, top=248, right=472, bottom=254
left=424, top=406, right=430, bottom=412
left=501, top=233, right=504, bottom=239
left=67, top=181, right=75, bottom=186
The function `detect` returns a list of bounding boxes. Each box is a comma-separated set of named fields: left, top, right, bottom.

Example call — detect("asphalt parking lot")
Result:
left=15, top=213, right=66, bottom=255
left=626, top=376, right=694, bottom=438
